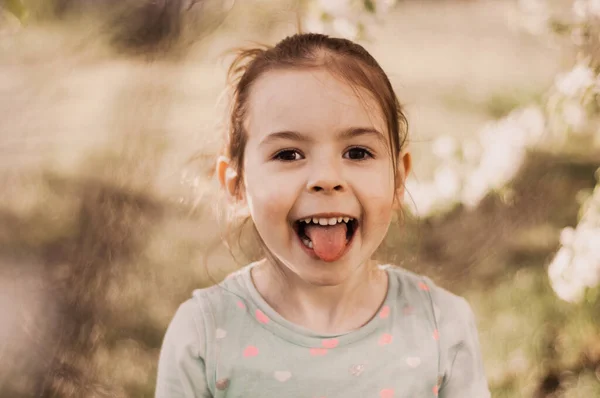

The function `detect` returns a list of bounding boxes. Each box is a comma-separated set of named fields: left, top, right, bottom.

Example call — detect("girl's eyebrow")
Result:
left=260, top=130, right=310, bottom=147
left=339, top=127, right=387, bottom=146
left=260, top=127, right=386, bottom=147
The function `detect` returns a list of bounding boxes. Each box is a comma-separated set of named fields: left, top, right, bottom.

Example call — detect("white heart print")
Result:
left=349, top=364, right=366, bottom=376
left=406, top=356, right=421, bottom=368
left=215, top=328, right=227, bottom=339
left=274, top=371, right=292, bottom=382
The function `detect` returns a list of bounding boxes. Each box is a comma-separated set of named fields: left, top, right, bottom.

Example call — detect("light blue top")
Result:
left=155, top=263, right=491, bottom=397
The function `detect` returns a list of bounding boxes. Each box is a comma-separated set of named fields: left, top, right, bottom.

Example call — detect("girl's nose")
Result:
left=308, top=180, right=344, bottom=193
left=306, top=162, right=346, bottom=194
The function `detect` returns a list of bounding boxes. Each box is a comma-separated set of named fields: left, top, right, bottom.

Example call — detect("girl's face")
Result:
left=228, top=68, right=410, bottom=286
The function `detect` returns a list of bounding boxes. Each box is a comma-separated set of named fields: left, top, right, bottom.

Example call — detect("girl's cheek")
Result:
left=246, top=172, right=295, bottom=206
left=353, top=164, right=394, bottom=190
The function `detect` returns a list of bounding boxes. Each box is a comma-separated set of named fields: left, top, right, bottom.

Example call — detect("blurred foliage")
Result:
left=2, top=0, right=238, bottom=57
left=4, top=0, right=27, bottom=21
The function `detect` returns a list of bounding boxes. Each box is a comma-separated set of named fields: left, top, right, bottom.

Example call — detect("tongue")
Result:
left=304, top=223, right=348, bottom=262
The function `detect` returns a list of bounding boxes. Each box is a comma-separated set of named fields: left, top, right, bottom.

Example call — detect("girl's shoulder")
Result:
left=384, top=264, right=475, bottom=326
left=163, top=265, right=253, bottom=355
left=182, top=263, right=256, bottom=324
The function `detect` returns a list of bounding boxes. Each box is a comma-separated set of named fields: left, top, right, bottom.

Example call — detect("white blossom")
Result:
left=549, top=174, right=600, bottom=303
left=304, top=0, right=398, bottom=38
left=520, top=0, right=547, bottom=14
left=562, top=101, right=587, bottom=131
left=304, top=16, right=326, bottom=34
left=548, top=247, right=585, bottom=303
left=591, top=0, right=600, bottom=16
left=372, top=0, right=396, bottom=16
left=555, top=64, right=595, bottom=98
left=574, top=0, right=588, bottom=20
left=404, top=179, right=438, bottom=216
left=462, top=169, right=490, bottom=208
left=573, top=0, right=600, bottom=20
left=518, top=107, right=546, bottom=141
left=434, top=166, right=460, bottom=199
left=518, top=0, right=550, bottom=34
left=405, top=107, right=546, bottom=214
left=461, top=140, right=481, bottom=164
left=317, top=0, right=352, bottom=17
left=458, top=107, right=543, bottom=209
left=432, top=135, right=457, bottom=160
left=560, top=227, right=576, bottom=245
left=332, top=17, right=359, bottom=39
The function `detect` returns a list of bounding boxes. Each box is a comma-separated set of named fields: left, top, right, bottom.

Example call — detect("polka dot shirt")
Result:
left=155, top=264, right=491, bottom=398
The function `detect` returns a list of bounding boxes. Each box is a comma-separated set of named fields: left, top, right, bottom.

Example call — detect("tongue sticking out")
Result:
left=304, top=223, right=348, bottom=262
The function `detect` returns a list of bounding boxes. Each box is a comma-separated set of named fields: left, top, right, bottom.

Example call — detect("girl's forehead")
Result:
left=245, top=68, right=386, bottom=140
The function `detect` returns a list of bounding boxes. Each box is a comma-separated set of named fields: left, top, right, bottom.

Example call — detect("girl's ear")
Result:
left=217, top=156, right=244, bottom=203
left=393, top=149, right=412, bottom=209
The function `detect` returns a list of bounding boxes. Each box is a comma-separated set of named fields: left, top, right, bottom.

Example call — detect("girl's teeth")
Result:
left=299, top=217, right=354, bottom=225
left=301, top=237, right=313, bottom=249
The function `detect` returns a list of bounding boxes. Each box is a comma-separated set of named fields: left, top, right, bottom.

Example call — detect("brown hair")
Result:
left=215, top=33, right=409, bottom=266
left=222, top=32, right=409, bottom=197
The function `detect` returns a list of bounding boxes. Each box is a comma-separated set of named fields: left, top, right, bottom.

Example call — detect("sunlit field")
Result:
left=1, top=1, right=599, bottom=397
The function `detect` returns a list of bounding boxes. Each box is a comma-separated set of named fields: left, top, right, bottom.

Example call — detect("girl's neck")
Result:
left=250, top=258, right=388, bottom=335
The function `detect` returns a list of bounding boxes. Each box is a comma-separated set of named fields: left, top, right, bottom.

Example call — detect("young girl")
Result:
left=155, top=33, right=491, bottom=398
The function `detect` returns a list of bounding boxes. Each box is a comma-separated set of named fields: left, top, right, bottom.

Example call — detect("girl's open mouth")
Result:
left=292, top=216, right=358, bottom=262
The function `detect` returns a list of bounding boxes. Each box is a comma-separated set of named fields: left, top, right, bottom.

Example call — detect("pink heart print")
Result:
left=255, top=309, right=269, bottom=324
left=380, top=388, right=394, bottom=398
left=378, top=333, right=393, bottom=346
left=418, top=281, right=429, bottom=291
left=236, top=301, right=246, bottom=309
left=243, top=345, right=259, bottom=357
left=321, top=338, right=339, bottom=349
left=309, top=348, right=328, bottom=356
left=379, top=305, right=390, bottom=319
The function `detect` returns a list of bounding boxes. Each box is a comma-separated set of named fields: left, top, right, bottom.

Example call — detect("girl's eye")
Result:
left=274, top=149, right=303, bottom=161
left=344, top=147, right=373, bottom=160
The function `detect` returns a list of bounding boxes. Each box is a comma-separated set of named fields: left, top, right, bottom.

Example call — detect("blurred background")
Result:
left=0, top=0, right=599, bottom=397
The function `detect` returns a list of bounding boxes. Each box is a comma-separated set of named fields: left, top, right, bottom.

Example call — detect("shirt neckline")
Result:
left=239, top=262, right=397, bottom=348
